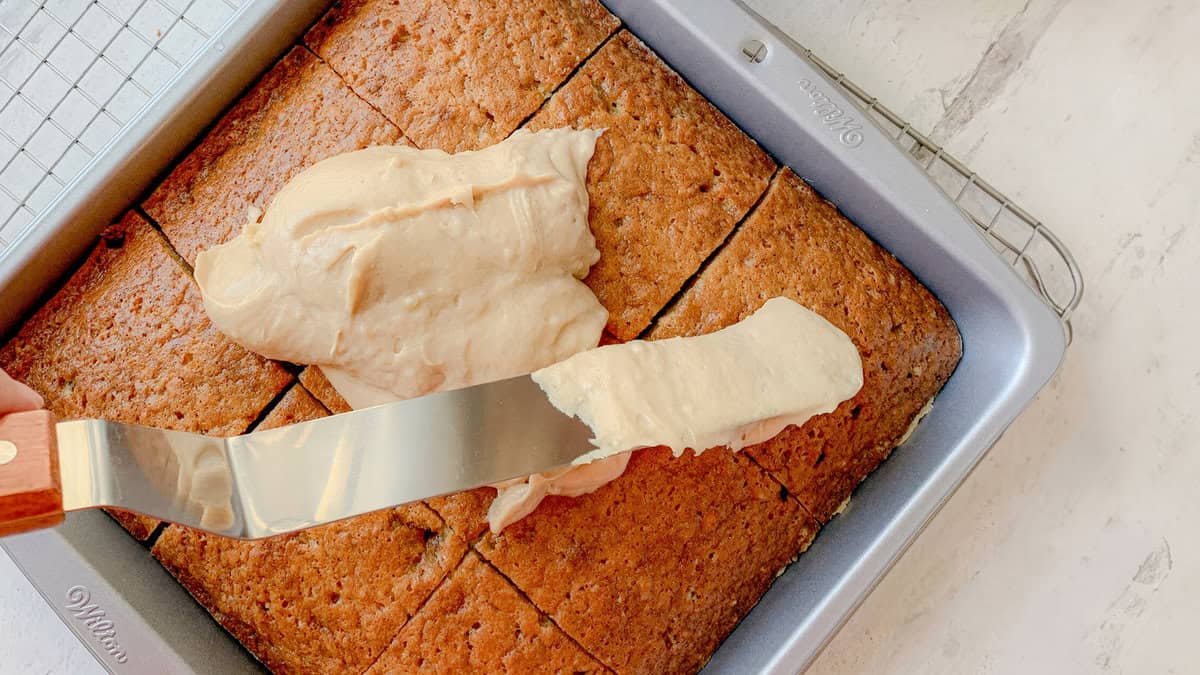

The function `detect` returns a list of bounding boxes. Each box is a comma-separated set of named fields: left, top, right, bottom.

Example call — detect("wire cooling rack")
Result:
left=0, top=0, right=243, bottom=250
left=0, top=0, right=1081, bottom=340
left=793, top=48, right=1084, bottom=341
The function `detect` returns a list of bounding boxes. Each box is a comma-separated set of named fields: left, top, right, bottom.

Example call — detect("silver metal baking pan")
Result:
left=0, top=0, right=1080, bottom=672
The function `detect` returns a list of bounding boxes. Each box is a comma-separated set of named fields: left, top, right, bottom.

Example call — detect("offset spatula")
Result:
left=0, top=375, right=593, bottom=539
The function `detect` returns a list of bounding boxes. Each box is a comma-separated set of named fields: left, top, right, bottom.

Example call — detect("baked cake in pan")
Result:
left=0, top=213, right=291, bottom=540
left=143, top=45, right=404, bottom=266
left=0, top=1, right=961, bottom=672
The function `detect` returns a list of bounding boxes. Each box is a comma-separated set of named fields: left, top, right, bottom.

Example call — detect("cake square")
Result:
left=154, top=502, right=467, bottom=673
left=0, top=213, right=291, bottom=434
left=306, top=0, right=619, bottom=152
left=0, top=212, right=292, bottom=539
left=149, top=381, right=483, bottom=672
left=142, top=46, right=404, bottom=265
left=298, top=366, right=352, bottom=414
left=426, top=488, right=495, bottom=542
left=257, top=383, right=330, bottom=430
left=650, top=170, right=962, bottom=521
left=526, top=31, right=777, bottom=339
left=367, top=552, right=605, bottom=673
left=477, top=447, right=820, bottom=673
left=154, top=384, right=461, bottom=671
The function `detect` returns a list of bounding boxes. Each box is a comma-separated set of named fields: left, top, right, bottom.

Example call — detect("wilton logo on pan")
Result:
left=797, top=79, right=865, bottom=148
left=64, top=585, right=129, bottom=664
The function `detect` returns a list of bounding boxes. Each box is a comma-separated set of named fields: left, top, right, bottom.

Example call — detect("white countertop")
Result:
left=3, top=0, right=1197, bottom=672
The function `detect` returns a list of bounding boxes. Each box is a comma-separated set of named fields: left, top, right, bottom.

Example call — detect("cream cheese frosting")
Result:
left=196, top=128, right=618, bottom=532
left=531, top=297, right=864, bottom=463
left=491, top=297, right=863, bottom=532
left=484, top=452, right=632, bottom=533
left=195, top=128, right=608, bottom=399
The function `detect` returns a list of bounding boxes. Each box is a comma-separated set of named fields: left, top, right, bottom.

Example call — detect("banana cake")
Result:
left=0, top=1, right=963, bottom=673
left=0, top=213, right=291, bottom=540
left=304, top=0, right=620, bottom=152
left=152, top=386, right=472, bottom=673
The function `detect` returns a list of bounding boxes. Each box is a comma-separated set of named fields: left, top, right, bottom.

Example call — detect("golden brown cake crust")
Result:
left=652, top=170, right=962, bottom=521
left=104, top=509, right=159, bottom=541
left=0, top=213, right=291, bottom=435
left=367, top=552, right=605, bottom=674
left=306, top=0, right=619, bottom=152
left=527, top=31, right=776, bottom=340
left=257, top=384, right=329, bottom=430
left=298, top=366, right=352, bottom=414
left=143, top=46, right=403, bottom=265
left=153, top=502, right=468, bottom=673
left=153, top=382, right=475, bottom=672
left=0, top=213, right=291, bottom=540
left=426, top=488, right=495, bottom=542
left=477, top=447, right=820, bottom=674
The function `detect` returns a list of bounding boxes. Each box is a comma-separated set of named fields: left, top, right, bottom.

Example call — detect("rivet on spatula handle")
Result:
left=0, top=410, right=63, bottom=537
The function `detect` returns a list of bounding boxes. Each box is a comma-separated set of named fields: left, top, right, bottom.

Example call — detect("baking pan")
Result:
left=0, top=0, right=1074, bottom=672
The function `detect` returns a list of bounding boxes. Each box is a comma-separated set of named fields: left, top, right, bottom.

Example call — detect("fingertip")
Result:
left=0, top=369, right=45, bottom=413
left=22, top=386, right=44, bottom=410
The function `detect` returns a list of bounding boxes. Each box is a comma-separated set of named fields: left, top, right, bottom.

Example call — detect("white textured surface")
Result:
left=0, top=548, right=103, bottom=674
left=2, top=0, right=1196, bottom=673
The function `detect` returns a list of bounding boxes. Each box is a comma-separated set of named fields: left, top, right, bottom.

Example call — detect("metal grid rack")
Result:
left=0, top=0, right=243, bottom=252
left=0, top=0, right=1082, bottom=341
left=795, top=48, right=1084, bottom=341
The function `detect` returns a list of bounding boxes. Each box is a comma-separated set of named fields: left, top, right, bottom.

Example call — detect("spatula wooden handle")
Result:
left=0, top=410, right=62, bottom=537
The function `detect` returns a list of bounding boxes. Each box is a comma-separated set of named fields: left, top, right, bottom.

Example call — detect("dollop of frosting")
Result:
left=532, top=297, right=864, bottom=463
left=197, top=128, right=622, bottom=532
left=486, top=452, right=632, bottom=532
left=195, top=128, right=608, bottom=399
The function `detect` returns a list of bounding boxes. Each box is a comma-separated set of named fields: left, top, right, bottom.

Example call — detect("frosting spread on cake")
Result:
left=197, top=128, right=626, bottom=531
left=196, top=128, right=607, bottom=399
left=532, top=297, right=864, bottom=463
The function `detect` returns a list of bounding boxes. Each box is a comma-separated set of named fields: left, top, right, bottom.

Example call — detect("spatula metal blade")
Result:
left=56, top=375, right=592, bottom=538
